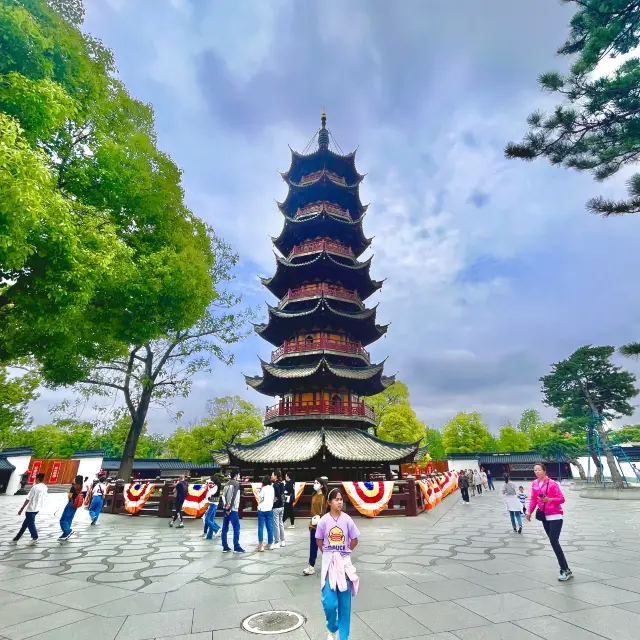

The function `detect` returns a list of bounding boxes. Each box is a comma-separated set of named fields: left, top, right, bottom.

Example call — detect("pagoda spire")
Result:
left=318, top=107, right=329, bottom=150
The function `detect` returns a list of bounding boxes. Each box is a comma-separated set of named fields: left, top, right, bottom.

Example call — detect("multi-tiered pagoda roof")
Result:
left=233, top=112, right=418, bottom=480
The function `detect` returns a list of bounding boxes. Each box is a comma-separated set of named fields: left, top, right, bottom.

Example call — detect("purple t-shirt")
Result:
left=315, top=512, right=360, bottom=556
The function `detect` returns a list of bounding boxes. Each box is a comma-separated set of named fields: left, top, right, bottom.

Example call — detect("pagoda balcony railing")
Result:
left=289, top=239, right=354, bottom=261
left=299, top=169, right=346, bottom=186
left=265, top=399, right=375, bottom=421
left=272, top=334, right=369, bottom=362
left=294, top=201, right=351, bottom=220
left=279, top=283, right=362, bottom=307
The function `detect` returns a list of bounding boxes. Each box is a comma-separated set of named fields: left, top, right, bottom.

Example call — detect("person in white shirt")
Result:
left=12, top=472, right=47, bottom=545
left=89, top=475, right=108, bottom=525
left=256, top=475, right=275, bottom=552
left=81, top=476, right=91, bottom=498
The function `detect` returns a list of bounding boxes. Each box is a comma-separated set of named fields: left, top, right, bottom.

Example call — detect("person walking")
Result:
left=283, top=472, right=296, bottom=528
left=316, top=488, right=360, bottom=640
left=501, top=473, right=523, bottom=533
left=59, top=475, right=83, bottom=541
left=89, top=475, right=107, bottom=525
left=517, top=486, right=528, bottom=514
left=303, top=477, right=328, bottom=575
left=256, top=475, right=275, bottom=552
left=271, top=470, right=286, bottom=548
left=202, top=475, right=221, bottom=540
left=467, top=469, right=475, bottom=497
left=457, top=470, right=470, bottom=505
left=480, top=469, right=488, bottom=491
left=221, top=470, right=244, bottom=553
left=11, top=472, right=47, bottom=545
left=473, top=469, right=483, bottom=495
left=81, top=476, right=91, bottom=499
left=526, top=463, right=572, bottom=581
left=169, top=475, right=188, bottom=528
left=486, top=469, right=495, bottom=491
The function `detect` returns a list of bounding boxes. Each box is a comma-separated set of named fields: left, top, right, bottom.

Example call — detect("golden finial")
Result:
left=321, top=107, right=326, bottom=120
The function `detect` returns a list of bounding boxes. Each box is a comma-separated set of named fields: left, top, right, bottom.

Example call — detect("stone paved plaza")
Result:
left=1, top=487, right=640, bottom=639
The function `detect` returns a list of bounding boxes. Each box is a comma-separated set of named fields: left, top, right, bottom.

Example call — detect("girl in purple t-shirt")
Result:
left=315, top=488, right=360, bottom=640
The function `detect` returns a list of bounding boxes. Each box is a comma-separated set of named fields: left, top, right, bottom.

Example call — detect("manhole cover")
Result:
left=242, top=610, right=305, bottom=634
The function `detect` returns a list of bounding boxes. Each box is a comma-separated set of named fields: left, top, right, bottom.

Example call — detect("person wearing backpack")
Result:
left=59, top=475, right=83, bottom=541
left=221, top=470, right=244, bottom=553
left=89, top=475, right=108, bottom=525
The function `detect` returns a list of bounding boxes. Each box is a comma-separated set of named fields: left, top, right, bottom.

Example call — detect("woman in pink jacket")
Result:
left=526, top=463, right=573, bottom=581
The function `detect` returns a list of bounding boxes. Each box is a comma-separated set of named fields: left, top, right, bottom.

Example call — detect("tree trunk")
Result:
left=595, top=422, right=625, bottom=489
left=117, top=391, right=152, bottom=481
left=570, top=457, right=586, bottom=480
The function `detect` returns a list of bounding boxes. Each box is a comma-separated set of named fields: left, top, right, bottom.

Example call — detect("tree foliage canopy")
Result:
left=505, top=0, right=640, bottom=216
left=442, top=412, right=495, bottom=454
left=0, top=0, right=218, bottom=381
left=0, top=367, right=40, bottom=449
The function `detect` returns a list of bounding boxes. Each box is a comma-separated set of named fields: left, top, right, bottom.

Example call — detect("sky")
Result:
left=30, top=0, right=640, bottom=434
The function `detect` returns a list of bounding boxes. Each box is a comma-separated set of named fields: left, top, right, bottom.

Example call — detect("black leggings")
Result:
left=476, top=484, right=482, bottom=494
left=542, top=519, right=569, bottom=571
left=460, top=486, right=469, bottom=502
left=284, top=501, right=295, bottom=525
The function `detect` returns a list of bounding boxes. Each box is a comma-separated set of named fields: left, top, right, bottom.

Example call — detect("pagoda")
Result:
left=231, top=112, right=419, bottom=481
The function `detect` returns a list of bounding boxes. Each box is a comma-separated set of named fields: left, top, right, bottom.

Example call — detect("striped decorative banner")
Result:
left=341, top=481, right=395, bottom=517
left=251, top=482, right=262, bottom=501
left=293, top=481, right=306, bottom=506
left=123, top=482, right=155, bottom=514
left=416, top=480, right=434, bottom=509
left=182, top=483, right=209, bottom=517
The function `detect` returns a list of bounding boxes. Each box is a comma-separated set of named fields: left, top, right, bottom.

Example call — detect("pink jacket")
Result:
left=528, top=477, right=565, bottom=517
left=321, top=551, right=359, bottom=596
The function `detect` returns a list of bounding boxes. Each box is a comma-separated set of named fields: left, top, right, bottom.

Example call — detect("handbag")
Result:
left=72, top=491, right=84, bottom=509
left=311, top=515, right=320, bottom=526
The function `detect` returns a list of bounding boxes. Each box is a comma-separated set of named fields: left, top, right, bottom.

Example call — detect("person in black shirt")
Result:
left=59, top=475, right=83, bottom=541
left=283, top=472, right=296, bottom=528
left=169, top=475, right=188, bottom=528
left=271, top=470, right=285, bottom=547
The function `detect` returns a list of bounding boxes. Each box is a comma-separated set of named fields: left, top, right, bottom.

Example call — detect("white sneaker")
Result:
left=29, top=539, right=39, bottom=546
left=327, top=631, right=337, bottom=640
left=288, top=524, right=295, bottom=529
left=280, top=541, right=286, bottom=548
left=303, top=565, right=315, bottom=575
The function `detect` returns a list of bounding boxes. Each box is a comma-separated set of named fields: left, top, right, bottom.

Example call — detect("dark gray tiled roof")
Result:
left=0, top=458, right=16, bottom=471
left=72, top=450, right=105, bottom=458
left=210, top=450, right=230, bottom=466
left=228, top=428, right=418, bottom=464
left=101, top=458, right=219, bottom=471
left=0, top=447, right=34, bottom=456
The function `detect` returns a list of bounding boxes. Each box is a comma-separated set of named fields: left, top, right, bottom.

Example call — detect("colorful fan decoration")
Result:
left=341, top=481, right=395, bottom=517
left=182, top=482, right=209, bottom=517
left=251, top=482, right=262, bottom=501
left=123, top=482, right=155, bottom=514
left=416, top=480, right=434, bottom=510
left=292, top=481, right=306, bottom=506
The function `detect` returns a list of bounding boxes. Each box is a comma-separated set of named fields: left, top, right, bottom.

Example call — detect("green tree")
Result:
left=367, top=381, right=410, bottom=436
left=377, top=404, right=424, bottom=444
left=0, top=0, right=219, bottom=385
left=517, top=409, right=542, bottom=435
left=0, top=368, right=40, bottom=449
left=442, top=412, right=493, bottom=454
left=8, top=418, right=94, bottom=458
left=611, top=424, right=640, bottom=444
left=540, top=345, right=638, bottom=488
left=424, top=426, right=446, bottom=460
left=92, top=412, right=168, bottom=460
left=506, top=0, right=640, bottom=216
left=497, top=425, right=531, bottom=452
left=166, top=396, right=263, bottom=464
left=531, top=424, right=587, bottom=480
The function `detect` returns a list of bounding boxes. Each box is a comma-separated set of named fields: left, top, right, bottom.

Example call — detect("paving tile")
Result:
left=512, top=587, right=591, bottom=612
left=602, top=577, right=640, bottom=594
left=2, top=609, right=93, bottom=640
left=387, top=584, right=435, bottom=604
left=357, top=607, right=431, bottom=639
left=616, top=600, right=640, bottom=615
left=462, top=559, right=525, bottom=574
left=574, top=561, right=640, bottom=578
left=86, top=593, right=165, bottom=617
left=556, top=605, right=640, bottom=640
left=515, top=615, right=613, bottom=639
left=451, top=622, right=541, bottom=639
left=429, top=564, right=492, bottom=581
left=23, top=614, right=125, bottom=640
left=46, top=584, right=131, bottom=610
left=402, top=601, right=492, bottom=633
left=0, top=598, right=64, bottom=626
left=0, top=573, right=64, bottom=593
left=234, top=580, right=292, bottom=603
left=455, top=593, right=549, bottom=623
left=162, top=581, right=238, bottom=611
left=466, top=572, right=545, bottom=594
left=210, top=629, right=309, bottom=640
left=351, top=586, right=414, bottom=612
left=413, top=578, right=488, bottom=601
left=548, top=581, right=640, bottom=606
left=0, top=590, right=23, bottom=607
left=23, top=577, right=93, bottom=598
left=395, top=635, right=459, bottom=640
left=116, top=609, right=193, bottom=640
left=303, top=611, right=379, bottom=640
left=155, top=634, right=212, bottom=640
left=192, top=601, right=273, bottom=632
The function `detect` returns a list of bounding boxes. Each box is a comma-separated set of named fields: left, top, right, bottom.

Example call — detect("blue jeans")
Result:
left=14, top=511, right=38, bottom=541
left=89, top=495, right=104, bottom=521
left=204, top=503, right=220, bottom=539
left=509, top=510, right=522, bottom=529
left=257, top=509, right=273, bottom=544
left=60, top=502, right=76, bottom=536
left=221, top=510, right=241, bottom=550
left=322, top=577, right=352, bottom=640
left=309, top=527, right=319, bottom=566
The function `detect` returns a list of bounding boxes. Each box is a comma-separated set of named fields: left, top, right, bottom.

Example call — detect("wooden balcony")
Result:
left=289, top=239, right=354, bottom=260
left=279, top=283, right=361, bottom=307
left=272, top=334, right=370, bottom=362
left=265, top=399, right=375, bottom=422
left=294, top=201, right=351, bottom=220
left=299, top=169, right=346, bottom=186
